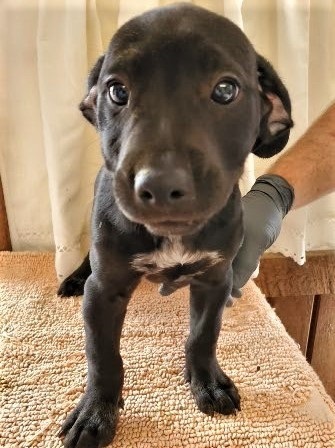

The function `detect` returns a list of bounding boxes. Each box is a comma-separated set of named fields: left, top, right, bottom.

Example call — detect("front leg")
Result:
left=60, top=265, right=140, bottom=448
left=186, top=263, right=240, bottom=416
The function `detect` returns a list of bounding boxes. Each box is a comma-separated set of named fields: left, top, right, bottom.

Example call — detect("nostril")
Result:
left=170, top=190, right=185, bottom=200
left=139, top=190, right=154, bottom=201
left=128, top=172, right=135, bottom=187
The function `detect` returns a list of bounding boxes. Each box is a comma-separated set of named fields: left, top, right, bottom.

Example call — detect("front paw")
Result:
left=186, top=364, right=241, bottom=417
left=59, top=393, right=122, bottom=448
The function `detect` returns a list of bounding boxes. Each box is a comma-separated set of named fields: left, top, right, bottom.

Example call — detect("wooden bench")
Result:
left=1, top=176, right=334, bottom=399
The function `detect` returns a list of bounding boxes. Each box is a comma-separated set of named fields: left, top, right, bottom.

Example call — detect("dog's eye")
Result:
left=211, top=80, right=239, bottom=105
left=109, top=82, right=129, bottom=106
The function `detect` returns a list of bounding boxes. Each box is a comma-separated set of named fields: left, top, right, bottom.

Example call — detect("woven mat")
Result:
left=1, top=252, right=335, bottom=448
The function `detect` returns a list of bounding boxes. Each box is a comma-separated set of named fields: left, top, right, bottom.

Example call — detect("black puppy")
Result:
left=59, top=4, right=293, bottom=447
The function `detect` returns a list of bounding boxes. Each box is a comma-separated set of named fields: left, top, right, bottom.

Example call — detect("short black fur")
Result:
left=58, top=4, right=293, bottom=447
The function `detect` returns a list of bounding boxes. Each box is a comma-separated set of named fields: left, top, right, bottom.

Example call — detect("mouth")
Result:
left=114, top=196, right=208, bottom=236
left=145, top=220, right=204, bottom=236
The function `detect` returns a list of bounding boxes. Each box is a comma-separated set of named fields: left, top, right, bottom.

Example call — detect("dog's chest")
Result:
left=131, top=237, right=223, bottom=296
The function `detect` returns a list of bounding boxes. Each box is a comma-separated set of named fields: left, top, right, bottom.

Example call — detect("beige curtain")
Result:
left=1, top=0, right=335, bottom=280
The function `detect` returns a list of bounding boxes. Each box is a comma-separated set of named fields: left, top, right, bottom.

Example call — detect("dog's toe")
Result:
left=189, top=366, right=240, bottom=416
left=192, top=381, right=240, bottom=416
left=60, top=395, right=119, bottom=448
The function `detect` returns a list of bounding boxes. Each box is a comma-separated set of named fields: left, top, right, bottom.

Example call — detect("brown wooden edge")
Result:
left=310, top=294, right=335, bottom=399
left=256, top=251, right=335, bottom=400
left=0, top=175, right=11, bottom=250
left=267, top=295, right=314, bottom=356
left=255, top=251, right=335, bottom=296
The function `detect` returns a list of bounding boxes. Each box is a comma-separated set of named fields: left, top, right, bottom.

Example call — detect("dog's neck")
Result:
left=104, top=182, right=243, bottom=296
left=132, top=235, right=223, bottom=273
left=131, top=235, right=224, bottom=296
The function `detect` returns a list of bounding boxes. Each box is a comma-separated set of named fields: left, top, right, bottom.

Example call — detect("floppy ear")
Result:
left=252, top=54, right=293, bottom=158
left=79, top=55, right=105, bottom=127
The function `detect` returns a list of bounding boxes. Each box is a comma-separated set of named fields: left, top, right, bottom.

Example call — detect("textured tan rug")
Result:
left=1, top=252, right=335, bottom=447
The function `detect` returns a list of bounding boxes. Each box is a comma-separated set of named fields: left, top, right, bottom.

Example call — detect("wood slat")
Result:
left=0, top=177, right=11, bottom=250
left=310, top=294, right=335, bottom=400
left=267, top=295, right=314, bottom=356
left=256, top=252, right=335, bottom=296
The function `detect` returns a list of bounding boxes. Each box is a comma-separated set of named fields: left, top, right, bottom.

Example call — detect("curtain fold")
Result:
left=1, top=0, right=334, bottom=279
left=37, top=0, right=89, bottom=277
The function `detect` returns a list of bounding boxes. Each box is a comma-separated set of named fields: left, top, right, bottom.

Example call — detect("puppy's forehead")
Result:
left=104, top=4, right=255, bottom=78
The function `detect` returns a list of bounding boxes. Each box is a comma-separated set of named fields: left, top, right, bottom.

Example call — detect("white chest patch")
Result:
left=131, top=236, right=223, bottom=275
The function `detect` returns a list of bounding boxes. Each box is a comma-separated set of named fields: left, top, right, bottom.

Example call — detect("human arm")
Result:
left=269, top=102, right=335, bottom=209
left=232, top=102, right=335, bottom=295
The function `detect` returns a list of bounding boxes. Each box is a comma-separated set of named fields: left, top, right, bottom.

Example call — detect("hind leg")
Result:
left=57, top=253, right=91, bottom=297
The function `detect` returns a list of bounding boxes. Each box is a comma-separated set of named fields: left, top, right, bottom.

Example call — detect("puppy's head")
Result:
left=80, top=3, right=293, bottom=236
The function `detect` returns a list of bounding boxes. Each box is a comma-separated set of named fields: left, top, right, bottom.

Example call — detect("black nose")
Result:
left=134, top=168, right=194, bottom=207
